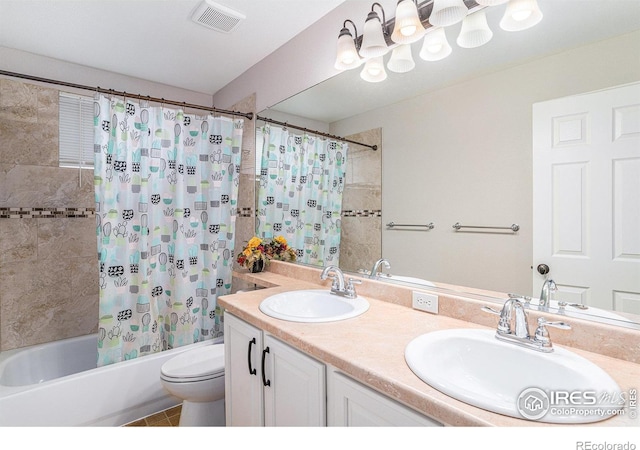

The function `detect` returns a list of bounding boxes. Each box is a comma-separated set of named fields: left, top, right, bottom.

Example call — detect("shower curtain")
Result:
left=256, top=124, right=347, bottom=266
left=94, top=94, right=243, bottom=366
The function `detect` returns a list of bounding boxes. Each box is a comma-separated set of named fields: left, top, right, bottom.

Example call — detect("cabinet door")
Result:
left=224, top=314, right=264, bottom=426
left=263, top=334, right=326, bottom=426
left=327, top=368, right=441, bottom=427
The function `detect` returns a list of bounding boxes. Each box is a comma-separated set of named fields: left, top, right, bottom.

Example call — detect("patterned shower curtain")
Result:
left=94, top=94, right=243, bottom=366
left=256, top=124, right=347, bottom=266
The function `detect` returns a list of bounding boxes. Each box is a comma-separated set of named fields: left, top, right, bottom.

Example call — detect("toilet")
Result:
left=160, top=344, right=225, bottom=426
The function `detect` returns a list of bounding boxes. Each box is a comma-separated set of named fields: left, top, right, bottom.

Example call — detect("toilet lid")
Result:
left=161, top=344, right=225, bottom=380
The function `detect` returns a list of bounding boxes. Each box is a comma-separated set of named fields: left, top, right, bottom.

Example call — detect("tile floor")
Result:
left=124, top=405, right=182, bottom=427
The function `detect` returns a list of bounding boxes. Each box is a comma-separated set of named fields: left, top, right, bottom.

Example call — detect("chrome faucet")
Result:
left=369, top=258, right=390, bottom=279
left=321, top=265, right=361, bottom=299
left=539, top=278, right=557, bottom=308
left=482, top=298, right=571, bottom=352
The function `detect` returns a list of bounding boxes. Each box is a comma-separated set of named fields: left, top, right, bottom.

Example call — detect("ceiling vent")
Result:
left=191, top=0, right=245, bottom=33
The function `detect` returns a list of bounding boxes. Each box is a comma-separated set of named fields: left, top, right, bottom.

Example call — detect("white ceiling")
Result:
left=0, top=0, right=345, bottom=94
left=270, top=0, right=640, bottom=122
left=1, top=0, right=639, bottom=123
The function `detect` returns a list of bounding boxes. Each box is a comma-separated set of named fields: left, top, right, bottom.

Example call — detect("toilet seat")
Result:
left=160, top=344, right=225, bottom=383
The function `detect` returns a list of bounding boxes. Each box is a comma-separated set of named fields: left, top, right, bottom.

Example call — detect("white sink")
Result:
left=259, top=289, right=369, bottom=323
left=405, top=329, right=623, bottom=423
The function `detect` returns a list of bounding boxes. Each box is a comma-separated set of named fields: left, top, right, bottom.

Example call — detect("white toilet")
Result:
left=160, top=344, right=225, bottom=426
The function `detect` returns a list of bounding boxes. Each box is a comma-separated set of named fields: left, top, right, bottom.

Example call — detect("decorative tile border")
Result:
left=237, top=208, right=383, bottom=218
left=342, top=209, right=382, bottom=218
left=0, top=207, right=96, bottom=219
left=237, top=207, right=254, bottom=218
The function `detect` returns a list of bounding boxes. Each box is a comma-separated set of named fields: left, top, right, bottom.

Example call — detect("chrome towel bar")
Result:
left=452, top=222, right=520, bottom=232
left=386, top=222, right=434, bottom=229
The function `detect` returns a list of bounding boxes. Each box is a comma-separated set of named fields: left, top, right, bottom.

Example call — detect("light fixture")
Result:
left=387, top=44, right=415, bottom=73
left=334, top=20, right=362, bottom=70
left=360, top=3, right=390, bottom=58
left=335, top=0, right=544, bottom=83
left=429, top=0, right=468, bottom=27
left=391, top=0, right=426, bottom=44
left=419, top=27, right=452, bottom=61
left=457, top=10, right=493, bottom=48
left=360, top=56, right=388, bottom=82
left=500, top=0, right=543, bottom=31
left=475, top=0, right=509, bottom=5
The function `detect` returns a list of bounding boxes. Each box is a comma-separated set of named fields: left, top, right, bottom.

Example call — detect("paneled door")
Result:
left=533, top=82, right=640, bottom=315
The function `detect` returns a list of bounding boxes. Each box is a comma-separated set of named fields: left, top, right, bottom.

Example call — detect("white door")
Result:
left=263, top=334, right=326, bottom=426
left=224, top=314, right=264, bottom=426
left=533, top=83, right=640, bottom=315
left=327, top=368, right=441, bottom=427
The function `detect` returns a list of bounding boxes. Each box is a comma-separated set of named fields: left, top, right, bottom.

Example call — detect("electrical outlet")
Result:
left=412, top=291, right=439, bottom=314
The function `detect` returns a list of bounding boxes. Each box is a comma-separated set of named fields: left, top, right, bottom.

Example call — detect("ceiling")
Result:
left=0, top=0, right=345, bottom=94
left=1, top=1, right=639, bottom=123
left=269, top=0, right=640, bottom=123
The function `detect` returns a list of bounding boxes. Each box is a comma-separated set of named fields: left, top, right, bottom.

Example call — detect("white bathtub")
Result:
left=0, top=334, right=220, bottom=426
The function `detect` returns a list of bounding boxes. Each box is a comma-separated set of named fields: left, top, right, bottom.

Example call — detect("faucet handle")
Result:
left=481, top=305, right=510, bottom=333
left=534, top=317, right=571, bottom=349
left=345, top=278, right=362, bottom=298
left=481, top=306, right=501, bottom=315
left=537, top=317, right=571, bottom=330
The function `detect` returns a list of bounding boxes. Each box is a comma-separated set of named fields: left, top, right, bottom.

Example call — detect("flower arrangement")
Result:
left=237, top=236, right=297, bottom=272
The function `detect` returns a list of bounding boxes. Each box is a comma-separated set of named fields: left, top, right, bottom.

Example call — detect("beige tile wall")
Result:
left=339, top=127, right=382, bottom=274
left=228, top=93, right=257, bottom=293
left=0, top=78, right=98, bottom=351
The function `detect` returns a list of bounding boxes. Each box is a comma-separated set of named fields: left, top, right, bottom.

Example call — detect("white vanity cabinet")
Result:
left=327, top=368, right=442, bottom=427
left=224, top=313, right=326, bottom=426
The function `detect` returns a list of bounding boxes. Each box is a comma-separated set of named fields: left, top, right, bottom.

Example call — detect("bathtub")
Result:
left=0, top=334, right=220, bottom=426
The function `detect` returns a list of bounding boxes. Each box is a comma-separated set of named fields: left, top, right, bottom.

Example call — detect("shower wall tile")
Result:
left=230, top=93, right=257, bottom=272
left=231, top=92, right=256, bottom=175
left=38, top=217, right=96, bottom=260
left=0, top=164, right=93, bottom=208
left=0, top=79, right=98, bottom=351
left=0, top=119, right=59, bottom=166
left=339, top=128, right=382, bottom=274
left=340, top=216, right=382, bottom=273
left=0, top=78, right=39, bottom=123
left=0, top=218, right=37, bottom=264
left=342, top=184, right=382, bottom=211
left=237, top=173, right=255, bottom=210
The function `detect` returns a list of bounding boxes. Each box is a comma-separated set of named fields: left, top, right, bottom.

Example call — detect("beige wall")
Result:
left=330, top=31, right=640, bottom=296
left=0, top=79, right=97, bottom=351
left=339, top=128, right=382, bottom=274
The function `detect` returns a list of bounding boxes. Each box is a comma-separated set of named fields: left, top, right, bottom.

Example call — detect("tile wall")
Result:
left=0, top=78, right=98, bottom=351
left=339, top=127, right=382, bottom=273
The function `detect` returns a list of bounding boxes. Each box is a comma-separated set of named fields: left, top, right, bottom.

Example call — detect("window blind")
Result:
left=59, top=92, right=94, bottom=168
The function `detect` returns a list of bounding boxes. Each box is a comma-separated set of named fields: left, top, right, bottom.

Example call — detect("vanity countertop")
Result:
left=220, top=268, right=640, bottom=427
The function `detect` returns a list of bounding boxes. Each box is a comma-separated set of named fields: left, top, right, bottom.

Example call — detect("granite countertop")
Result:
left=219, top=268, right=640, bottom=427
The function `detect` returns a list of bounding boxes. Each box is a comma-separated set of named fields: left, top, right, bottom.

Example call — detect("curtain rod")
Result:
left=0, top=70, right=254, bottom=120
left=256, top=115, right=378, bottom=151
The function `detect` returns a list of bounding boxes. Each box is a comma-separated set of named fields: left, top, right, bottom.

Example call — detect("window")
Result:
left=59, top=92, right=94, bottom=168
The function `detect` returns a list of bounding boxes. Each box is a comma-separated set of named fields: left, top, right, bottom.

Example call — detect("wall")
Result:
left=0, top=49, right=218, bottom=351
left=0, top=78, right=97, bottom=350
left=329, top=31, right=640, bottom=295
left=339, top=127, right=382, bottom=274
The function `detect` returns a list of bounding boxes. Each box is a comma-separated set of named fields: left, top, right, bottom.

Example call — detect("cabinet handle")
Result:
left=247, top=337, right=257, bottom=376
left=261, top=346, right=271, bottom=387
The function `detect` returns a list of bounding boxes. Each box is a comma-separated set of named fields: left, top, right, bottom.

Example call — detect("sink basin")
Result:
left=259, top=289, right=369, bottom=323
left=405, top=329, right=623, bottom=423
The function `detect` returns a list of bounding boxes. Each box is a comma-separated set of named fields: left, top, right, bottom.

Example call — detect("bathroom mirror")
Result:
left=255, top=0, right=640, bottom=328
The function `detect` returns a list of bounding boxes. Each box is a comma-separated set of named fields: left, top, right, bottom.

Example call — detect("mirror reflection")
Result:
left=256, top=0, right=640, bottom=328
